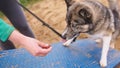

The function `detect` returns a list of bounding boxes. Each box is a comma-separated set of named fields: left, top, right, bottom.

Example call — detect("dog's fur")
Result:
left=62, top=0, right=120, bottom=67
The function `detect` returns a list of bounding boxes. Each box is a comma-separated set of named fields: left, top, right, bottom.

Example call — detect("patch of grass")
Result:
left=20, top=0, right=43, bottom=6
left=0, top=12, right=4, bottom=18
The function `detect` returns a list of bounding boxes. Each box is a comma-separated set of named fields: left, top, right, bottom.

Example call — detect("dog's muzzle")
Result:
left=62, top=34, right=79, bottom=46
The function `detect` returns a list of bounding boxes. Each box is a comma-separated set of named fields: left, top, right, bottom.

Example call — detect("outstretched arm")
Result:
left=0, top=19, right=52, bottom=56
left=9, top=30, right=52, bottom=56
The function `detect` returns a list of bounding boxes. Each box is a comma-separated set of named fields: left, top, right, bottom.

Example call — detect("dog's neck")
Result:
left=88, top=8, right=115, bottom=35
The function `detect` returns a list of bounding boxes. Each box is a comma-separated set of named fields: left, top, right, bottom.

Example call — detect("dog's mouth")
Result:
left=62, top=34, right=79, bottom=46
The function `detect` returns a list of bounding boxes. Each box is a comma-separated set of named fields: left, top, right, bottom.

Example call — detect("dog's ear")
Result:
left=65, top=0, right=75, bottom=8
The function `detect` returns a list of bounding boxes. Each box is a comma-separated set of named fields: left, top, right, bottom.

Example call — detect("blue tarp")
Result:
left=0, top=39, right=120, bottom=68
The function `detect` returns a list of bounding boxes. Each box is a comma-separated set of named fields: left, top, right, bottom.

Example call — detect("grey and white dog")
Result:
left=62, top=0, right=120, bottom=67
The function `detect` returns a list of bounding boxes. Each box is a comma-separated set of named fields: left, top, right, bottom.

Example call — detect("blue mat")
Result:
left=0, top=39, right=120, bottom=68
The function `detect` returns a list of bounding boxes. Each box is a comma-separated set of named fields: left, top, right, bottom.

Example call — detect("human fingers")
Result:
left=32, top=44, right=52, bottom=56
left=37, top=41, right=51, bottom=48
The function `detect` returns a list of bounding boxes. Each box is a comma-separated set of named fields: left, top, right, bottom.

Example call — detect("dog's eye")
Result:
left=79, top=9, right=91, bottom=18
left=71, top=22, right=77, bottom=27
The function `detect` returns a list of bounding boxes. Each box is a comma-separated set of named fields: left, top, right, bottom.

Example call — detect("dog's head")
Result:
left=62, top=0, right=110, bottom=46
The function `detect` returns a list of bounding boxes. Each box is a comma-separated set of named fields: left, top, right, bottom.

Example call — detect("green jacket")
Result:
left=0, top=19, right=15, bottom=42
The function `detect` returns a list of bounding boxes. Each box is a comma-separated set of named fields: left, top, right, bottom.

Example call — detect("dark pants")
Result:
left=0, top=0, right=35, bottom=50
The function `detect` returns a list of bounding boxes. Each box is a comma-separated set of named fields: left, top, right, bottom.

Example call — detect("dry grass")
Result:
left=25, top=0, right=67, bottom=44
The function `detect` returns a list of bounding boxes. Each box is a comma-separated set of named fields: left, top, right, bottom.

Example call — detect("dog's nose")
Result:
left=61, top=34, right=67, bottom=43
left=62, top=34, right=67, bottom=39
left=62, top=35, right=66, bottom=39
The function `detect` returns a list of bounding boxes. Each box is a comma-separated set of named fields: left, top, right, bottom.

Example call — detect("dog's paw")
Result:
left=100, top=59, right=107, bottom=67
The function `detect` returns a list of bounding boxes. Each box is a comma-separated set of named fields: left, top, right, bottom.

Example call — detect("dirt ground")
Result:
left=3, top=0, right=120, bottom=50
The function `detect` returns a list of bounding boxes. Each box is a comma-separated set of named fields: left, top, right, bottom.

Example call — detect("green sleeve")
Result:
left=0, top=19, right=15, bottom=42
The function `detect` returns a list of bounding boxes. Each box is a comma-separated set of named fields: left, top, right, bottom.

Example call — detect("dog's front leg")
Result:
left=100, top=35, right=112, bottom=67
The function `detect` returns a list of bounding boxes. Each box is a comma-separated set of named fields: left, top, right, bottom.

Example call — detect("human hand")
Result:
left=21, top=36, right=52, bottom=56
left=9, top=30, right=52, bottom=56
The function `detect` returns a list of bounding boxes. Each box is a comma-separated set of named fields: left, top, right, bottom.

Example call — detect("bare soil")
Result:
left=4, top=0, right=120, bottom=50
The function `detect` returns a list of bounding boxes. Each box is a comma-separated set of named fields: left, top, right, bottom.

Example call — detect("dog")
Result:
left=62, top=0, right=120, bottom=67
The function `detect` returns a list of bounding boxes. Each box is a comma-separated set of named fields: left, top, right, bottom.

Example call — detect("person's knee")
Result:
left=15, top=24, right=31, bottom=31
